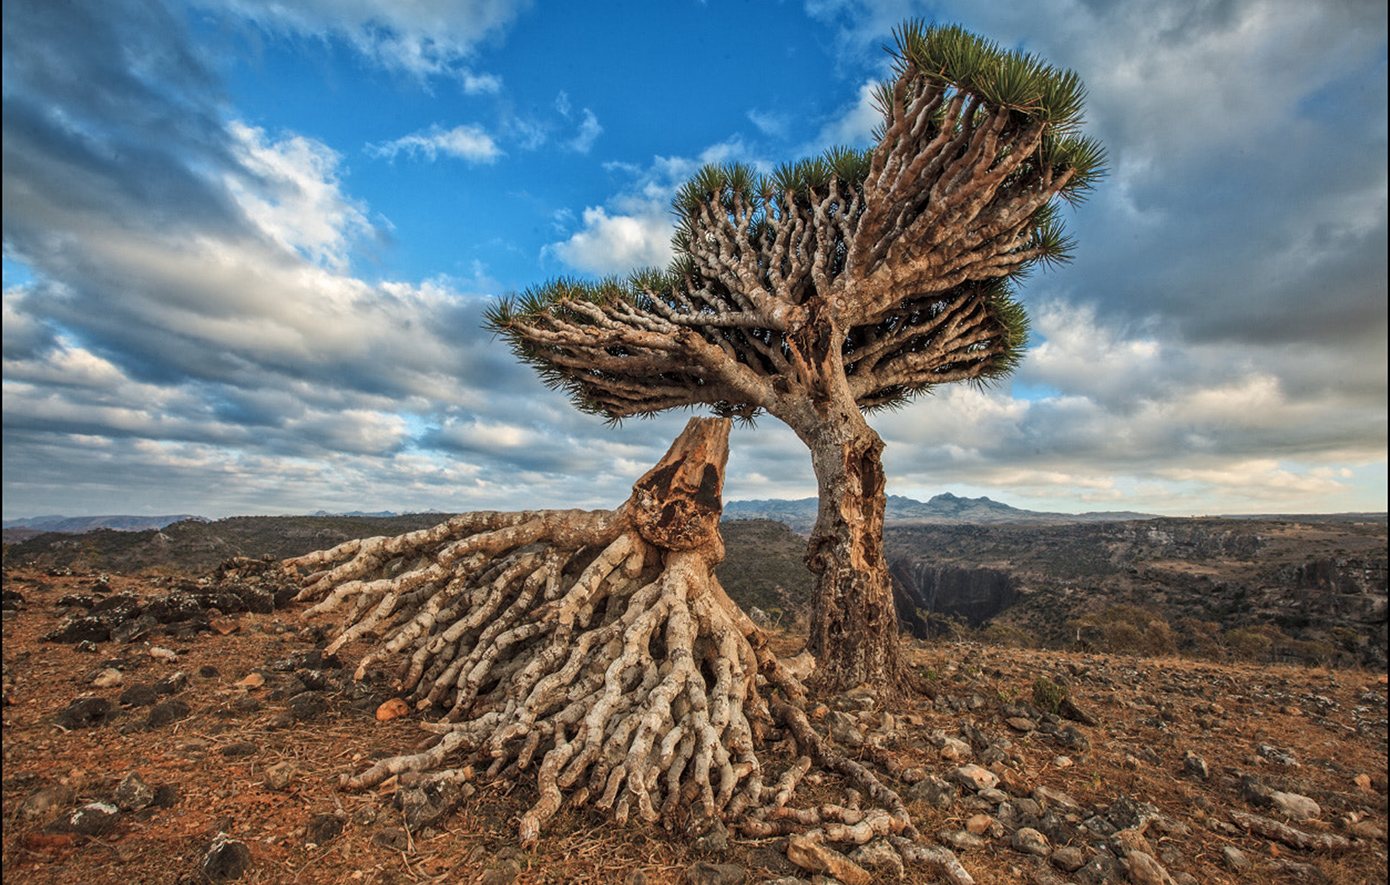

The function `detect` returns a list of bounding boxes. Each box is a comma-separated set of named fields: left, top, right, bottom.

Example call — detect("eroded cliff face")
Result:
left=884, top=518, right=1388, bottom=665
left=890, top=561, right=1017, bottom=636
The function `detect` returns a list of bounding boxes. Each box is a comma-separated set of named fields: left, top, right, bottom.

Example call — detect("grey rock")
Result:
left=371, top=828, right=410, bottom=851
left=68, top=801, right=119, bottom=835
left=1074, top=849, right=1126, bottom=885
left=118, top=683, right=160, bottom=707
left=950, top=764, right=999, bottom=792
left=1182, top=751, right=1208, bottom=779
left=1051, top=845, right=1086, bottom=872
left=1011, top=827, right=1051, bottom=857
left=480, top=860, right=521, bottom=885
left=1033, top=785, right=1081, bottom=811
left=201, top=834, right=253, bottom=882
left=153, top=671, right=189, bottom=694
left=683, top=862, right=745, bottom=885
left=1270, top=790, right=1321, bottom=821
left=146, top=699, right=191, bottom=728
left=394, top=775, right=473, bottom=832
left=937, top=829, right=987, bottom=851
left=18, top=783, right=76, bottom=820
left=55, top=696, right=111, bottom=729
left=850, top=839, right=904, bottom=881
left=114, top=771, right=155, bottom=810
left=906, top=774, right=957, bottom=807
left=305, top=813, right=344, bottom=846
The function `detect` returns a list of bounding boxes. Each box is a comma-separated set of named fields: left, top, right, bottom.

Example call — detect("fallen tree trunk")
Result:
left=282, top=416, right=920, bottom=854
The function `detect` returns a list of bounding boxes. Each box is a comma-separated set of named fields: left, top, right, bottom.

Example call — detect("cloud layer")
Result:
left=2, top=0, right=1385, bottom=520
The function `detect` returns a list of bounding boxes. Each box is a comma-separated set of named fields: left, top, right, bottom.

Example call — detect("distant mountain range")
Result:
left=307, top=510, right=425, bottom=518
left=723, top=493, right=1155, bottom=531
left=3, top=514, right=206, bottom=534
left=7, top=496, right=1377, bottom=543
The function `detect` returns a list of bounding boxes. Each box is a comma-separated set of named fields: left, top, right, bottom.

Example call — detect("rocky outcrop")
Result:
left=884, top=518, right=1388, bottom=665
left=892, top=561, right=1018, bottom=637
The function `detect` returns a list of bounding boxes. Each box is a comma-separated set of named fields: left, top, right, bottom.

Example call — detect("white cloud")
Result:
left=567, top=109, right=602, bottom=153
left=459, top=70, right=503, bottom=94
left=746, top=108, right=791, bottom=139
left=549, top=206, right=674, bottom=276
left=201, top=0, right=531, bottom=80
left=548, top=137, right=768, bottom=276
left=367, top=123, right=502, bottom=163
left=806, top=79, right=882, bottom=151
left=225, top=122, right=372, bottom=271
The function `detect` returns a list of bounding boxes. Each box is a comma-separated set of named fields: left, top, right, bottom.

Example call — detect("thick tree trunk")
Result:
left=277, top=416, right=932, bottom=860
left=799, top=408, right=903, bottom=696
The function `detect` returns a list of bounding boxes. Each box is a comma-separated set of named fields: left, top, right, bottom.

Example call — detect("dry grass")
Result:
left=4, top=567, right=1386, bottom=884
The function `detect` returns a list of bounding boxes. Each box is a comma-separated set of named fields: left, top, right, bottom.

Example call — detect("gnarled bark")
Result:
left=802, top=414, right=902, bottom=695
left=281, top=417, right=922, bottom=853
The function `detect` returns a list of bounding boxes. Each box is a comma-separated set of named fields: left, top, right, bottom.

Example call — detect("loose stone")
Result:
left=1011, top=827, right=1050, bottom=857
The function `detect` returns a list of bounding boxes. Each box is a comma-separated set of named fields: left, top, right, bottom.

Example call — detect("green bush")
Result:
left=1225, top=627, right=1273, bottom=661
left=978, top=622, right=1036, bottom=648
left=1032, top=676, right=1067, bottom=715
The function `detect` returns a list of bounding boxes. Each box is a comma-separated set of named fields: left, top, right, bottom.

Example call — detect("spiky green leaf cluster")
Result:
left=891, top=20, right=1088, bottom=129
left=486, top=19, right=1099, bottom=424
left=888, top=20, right=1106, bottom=207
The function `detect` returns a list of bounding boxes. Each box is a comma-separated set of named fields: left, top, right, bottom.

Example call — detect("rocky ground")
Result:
left=3, top=565, right=1386, bottom=885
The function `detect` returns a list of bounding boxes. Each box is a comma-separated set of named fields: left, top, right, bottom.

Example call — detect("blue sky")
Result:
left=3, top=0, right=1386, bottom=520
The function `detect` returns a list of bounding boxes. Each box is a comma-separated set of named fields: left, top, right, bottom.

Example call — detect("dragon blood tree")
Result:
left=486, top=22, right=1105, bottom=693
left=283, top=418, right=942, bottom=861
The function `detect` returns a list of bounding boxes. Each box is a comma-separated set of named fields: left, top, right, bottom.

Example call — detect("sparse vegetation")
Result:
left=1032, top=675, right=1067, bottom=715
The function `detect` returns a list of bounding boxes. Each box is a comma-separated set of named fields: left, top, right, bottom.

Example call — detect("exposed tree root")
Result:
left=283, top=417, right=945, bottom=868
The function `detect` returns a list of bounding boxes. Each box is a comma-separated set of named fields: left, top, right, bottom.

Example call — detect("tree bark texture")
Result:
left=799, top=407, right=902, bottom=696
left=279, top=417, right=917, bottom=851
left=487, top=30, right=1099, bottom=698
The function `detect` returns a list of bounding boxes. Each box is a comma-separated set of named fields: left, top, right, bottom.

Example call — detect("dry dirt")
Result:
left=3, top=566, right=1386, bottom=884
